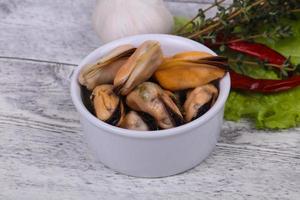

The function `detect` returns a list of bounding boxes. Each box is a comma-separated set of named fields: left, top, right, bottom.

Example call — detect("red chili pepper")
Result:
left=227, top=41, right=286, bottom=67
left=230, top=71, right=300, bottom=93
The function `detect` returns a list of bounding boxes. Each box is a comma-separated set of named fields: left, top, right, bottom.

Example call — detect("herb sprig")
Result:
left=177, top=0, right=300, bottom=45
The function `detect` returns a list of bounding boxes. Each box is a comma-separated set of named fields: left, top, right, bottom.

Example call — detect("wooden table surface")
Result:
left=0, top=0, right=299, bottom=199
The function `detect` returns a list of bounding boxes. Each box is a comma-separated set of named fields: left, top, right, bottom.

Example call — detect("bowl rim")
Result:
left=70, top=34, right=231, bottom=139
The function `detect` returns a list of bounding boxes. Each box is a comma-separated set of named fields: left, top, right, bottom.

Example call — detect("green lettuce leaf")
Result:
left=225, top=89, right=300, bottom=129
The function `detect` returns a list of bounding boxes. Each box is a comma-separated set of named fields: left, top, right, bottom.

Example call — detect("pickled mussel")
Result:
left=79, top=44, right=136, bottom=90
left=114, top=40, right=163, bottom=95
left=91, top=84, right=125, bottom=126
left=154, top=53, right=227, bottom=91
left=120, top=111, right=158, bottom=131
left=126, top=82, right=184, bottom=129
left=78, top=41, right=227, bottom=131
left=183, top=84, right=218, bottom=122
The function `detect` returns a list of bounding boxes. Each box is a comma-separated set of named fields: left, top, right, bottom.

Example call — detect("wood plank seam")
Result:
left=0, top=56, right=77, bottom=67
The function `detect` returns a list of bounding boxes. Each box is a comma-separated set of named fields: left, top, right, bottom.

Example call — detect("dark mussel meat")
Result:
left=120, top=111, right=159, bottom=131
left=91, top=84, right=125, bottom=126
left=126, top=82, right=184, bottom=129
left=183, top=84, right=218, bottom=122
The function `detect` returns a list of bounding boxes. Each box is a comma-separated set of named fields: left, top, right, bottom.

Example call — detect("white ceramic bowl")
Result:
left=71, top=34, right=230, bottom=178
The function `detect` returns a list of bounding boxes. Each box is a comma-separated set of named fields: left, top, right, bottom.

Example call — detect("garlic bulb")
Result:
left=92, top=0, right=174, bottom=43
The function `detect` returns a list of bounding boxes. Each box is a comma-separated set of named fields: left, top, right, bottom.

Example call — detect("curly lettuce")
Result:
left=225, top=88, right=300, bottom=129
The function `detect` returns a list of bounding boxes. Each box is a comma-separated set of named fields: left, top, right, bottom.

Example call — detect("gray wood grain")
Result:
left=0, top=0, right=99, bottom=64
left=0, top=0, right=299, bottom=199
left=0, top=0, right=219, bottom=64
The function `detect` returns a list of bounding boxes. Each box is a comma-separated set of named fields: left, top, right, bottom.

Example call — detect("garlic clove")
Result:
left=92, top=0, right=174, bottom=43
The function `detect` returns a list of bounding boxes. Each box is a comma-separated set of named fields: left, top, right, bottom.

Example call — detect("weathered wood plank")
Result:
left=0, top=0, right=99, bottom=64
left=222, top=121, right=300, bottom=154
left=1, top=141, right=298, bottom=200
left=0, top=0, right=221, bottom=64
left=0, top=59, right=299, bottom=199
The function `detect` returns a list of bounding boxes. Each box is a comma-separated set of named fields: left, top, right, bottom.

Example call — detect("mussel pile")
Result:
left=79, top=40, right=227, bottom=131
